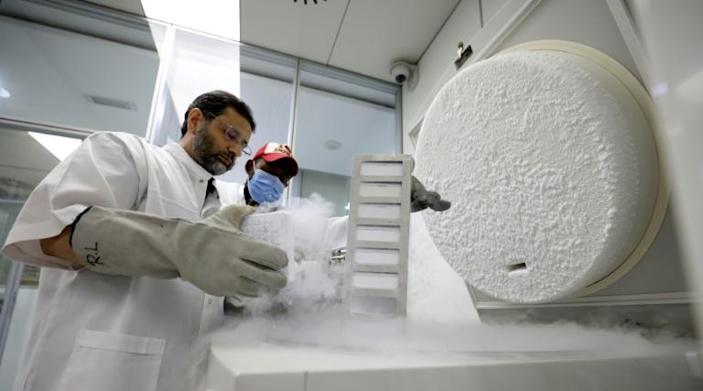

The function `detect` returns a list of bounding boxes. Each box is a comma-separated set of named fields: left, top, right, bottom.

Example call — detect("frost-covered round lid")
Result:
left=414, top=50, right=659, bottom=303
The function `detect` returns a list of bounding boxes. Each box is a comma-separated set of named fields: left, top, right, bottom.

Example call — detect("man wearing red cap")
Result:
left=242, top=142, right=299, bottom=206
left=235, top=142, right=448, bottom=213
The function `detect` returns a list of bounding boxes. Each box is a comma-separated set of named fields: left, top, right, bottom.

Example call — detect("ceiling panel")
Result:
left=328, top=0, right=460, bottom=81
left=240, top=0, right=349, bottom=64
left=10, top=0, right=465, bottom=84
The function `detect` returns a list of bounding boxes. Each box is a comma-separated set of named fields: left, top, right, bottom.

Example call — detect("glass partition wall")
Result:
left=147, top=37, right=401, bottom=209
left=0, top=6, right=400, bottom=388
left=0, top=125, right=84, bottom=386
left=294, top=61, right=400, bottom=215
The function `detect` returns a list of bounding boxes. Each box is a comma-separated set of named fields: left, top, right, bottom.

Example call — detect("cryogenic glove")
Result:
left=410, top=176, right=451, bottom=213
left=70, top=205, right=288, bottom=297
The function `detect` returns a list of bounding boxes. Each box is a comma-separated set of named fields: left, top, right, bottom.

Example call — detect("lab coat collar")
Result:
left=240, top=182, right=250, bottom=205
left=163, top=143, right=213, bottom=184
left=242, top=182, right=253, bottom=205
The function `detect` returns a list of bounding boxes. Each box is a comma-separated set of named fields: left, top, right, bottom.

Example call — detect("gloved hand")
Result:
left=410, top=176, right=451, bottom=212
left=70, top=205, right=288, bottom=297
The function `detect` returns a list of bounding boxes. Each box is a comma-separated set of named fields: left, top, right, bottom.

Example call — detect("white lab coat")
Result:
left=2, top=132, right=244, bottom=391
left=324, top=215, right=349, bottom=253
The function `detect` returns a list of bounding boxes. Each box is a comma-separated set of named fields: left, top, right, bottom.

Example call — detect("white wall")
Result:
left=402, top=0, right=641, bottom=154
left=401, top=0, right=690, bottom=309
left=492, top=0, right=639, bottom=74
left=482, top=0, right=511, bottom=24
left=401, top=0, right=481, bottom=154
left=630, top=1, right=703, bottom=337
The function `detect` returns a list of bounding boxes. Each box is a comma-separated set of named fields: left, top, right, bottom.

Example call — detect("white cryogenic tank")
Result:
left=415, top=41, right=667, bottom=304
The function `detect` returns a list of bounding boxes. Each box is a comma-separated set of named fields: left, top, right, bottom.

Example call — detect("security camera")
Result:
left=390, top=61, right=416, bottom=85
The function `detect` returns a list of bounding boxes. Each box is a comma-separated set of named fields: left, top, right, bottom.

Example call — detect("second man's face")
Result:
left=251, top=159, right=294, bottom=187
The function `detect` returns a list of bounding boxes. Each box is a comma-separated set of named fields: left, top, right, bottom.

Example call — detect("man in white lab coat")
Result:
left=2, top=90, right=289, bottom=391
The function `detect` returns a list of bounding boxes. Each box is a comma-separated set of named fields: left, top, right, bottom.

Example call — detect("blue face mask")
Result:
left=247, top=169, right=285, bottom=204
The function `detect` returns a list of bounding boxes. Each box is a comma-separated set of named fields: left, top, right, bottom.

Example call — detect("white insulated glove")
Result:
left=70, top=205, right=288, bottom=297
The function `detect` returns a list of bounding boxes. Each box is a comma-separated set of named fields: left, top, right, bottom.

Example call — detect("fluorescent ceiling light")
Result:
left=29, top=132, right=82, bottom=161
left=0, top=87, right=9, bottom=98
left=141, top=0, right=240, bottom=40
left=324, top=139, right=342, bottom=150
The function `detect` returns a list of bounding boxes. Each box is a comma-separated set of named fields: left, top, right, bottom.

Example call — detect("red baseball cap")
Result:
left=252, top=142, right=299, bottom=175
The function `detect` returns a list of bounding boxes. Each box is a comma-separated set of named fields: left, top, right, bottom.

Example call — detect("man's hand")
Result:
left=410, top=176, right=451, bottom=213
left=40, top=225, right=81, bottom=267
left=70, top=205, right=289, bottom=297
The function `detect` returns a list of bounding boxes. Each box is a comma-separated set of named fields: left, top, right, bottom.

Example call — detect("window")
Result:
left=222, top=47, right=297, bottom=185
left=0, top=15, right=163, bottom=135
left=293, top=61, right=400, bottom=215
left=0, top=9, right=401, bottom=385
left=0, top=126, right=82, bottom=388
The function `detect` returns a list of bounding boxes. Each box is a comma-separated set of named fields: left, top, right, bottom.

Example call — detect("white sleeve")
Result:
left=324, top=216, right=349, bottom=252
left=1, top=132, right=145, bottom=268
left=214, top=180, right=246, bottom=206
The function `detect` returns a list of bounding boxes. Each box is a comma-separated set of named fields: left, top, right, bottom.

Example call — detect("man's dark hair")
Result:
left=180, top=90, right=256, bottom=137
